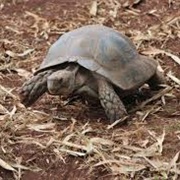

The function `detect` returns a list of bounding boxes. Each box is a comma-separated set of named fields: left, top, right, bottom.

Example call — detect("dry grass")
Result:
left=0, top=0, right=180, bottom=179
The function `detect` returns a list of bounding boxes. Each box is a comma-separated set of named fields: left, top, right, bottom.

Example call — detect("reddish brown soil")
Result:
left=0, top=0, right=180, bottom=180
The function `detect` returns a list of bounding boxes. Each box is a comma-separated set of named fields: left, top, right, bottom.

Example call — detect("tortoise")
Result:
left=19, top=25, right=165, bottom=123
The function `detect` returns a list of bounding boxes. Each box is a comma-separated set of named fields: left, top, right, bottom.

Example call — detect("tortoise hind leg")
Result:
left=97, top=78, right=127, bottom=123
left=19, top=70, right=53, bottom=107
left=147, top=70, right=166, bottom=90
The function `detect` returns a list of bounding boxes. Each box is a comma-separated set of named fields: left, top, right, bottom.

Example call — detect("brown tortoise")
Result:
left=20, top=25, right=165, bottom=123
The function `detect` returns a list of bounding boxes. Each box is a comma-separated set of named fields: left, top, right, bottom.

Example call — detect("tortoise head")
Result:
left=47, top=64, right=79, bottom=97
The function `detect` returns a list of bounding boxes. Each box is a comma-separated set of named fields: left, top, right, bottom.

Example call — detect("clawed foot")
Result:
left=19, top=71, right=53, bottom=106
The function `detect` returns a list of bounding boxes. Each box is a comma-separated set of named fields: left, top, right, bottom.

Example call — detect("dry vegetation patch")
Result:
left=0, top=0, right=180, bottom=179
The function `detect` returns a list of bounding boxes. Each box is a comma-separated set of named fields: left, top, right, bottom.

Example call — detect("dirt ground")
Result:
left=0, top=0, right=180, bottom=179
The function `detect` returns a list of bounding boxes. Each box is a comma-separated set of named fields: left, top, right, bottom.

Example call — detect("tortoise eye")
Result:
left=59, top=78, right=63, bottom=84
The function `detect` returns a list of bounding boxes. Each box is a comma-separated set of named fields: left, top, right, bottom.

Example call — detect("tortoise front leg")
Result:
left=19, top=70, right=53, bottom=107
left=97, top=78, right=127, bottom=123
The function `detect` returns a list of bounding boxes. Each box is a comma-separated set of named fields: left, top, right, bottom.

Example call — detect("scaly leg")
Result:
left=19, top=70, right=53, bottom=107
left=97, top=78, right=127, bottom=123
left=147, top=70, right=166, bottom=90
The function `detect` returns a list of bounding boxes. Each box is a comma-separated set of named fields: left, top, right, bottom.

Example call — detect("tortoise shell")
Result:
left=35, top=25, right=157, bottom=90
